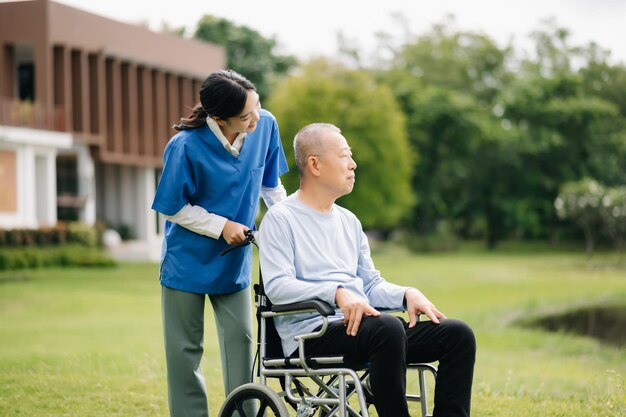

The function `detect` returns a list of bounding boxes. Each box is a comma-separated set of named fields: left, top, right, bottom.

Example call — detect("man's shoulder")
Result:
left=333, top=204, right=361, bottom=224
left=265, top=194, right=298, bottom=218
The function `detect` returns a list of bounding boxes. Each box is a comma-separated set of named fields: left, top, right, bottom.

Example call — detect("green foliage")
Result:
left=390, top=17, right=512, bottom=105
left=194, top=16, right=296, bottom=99
left=602, top=186, right=626, bottom=249
left=556, top=179, right=626, bottom=252
left=0, top=222, right=100, bottom=248
left=0, top=245, right=115, bottom=271
left=267, top=59, right=415, bottom=230
left=372, top=18, right=626, bottom=248
left=402, top=220, right=459, bottom=252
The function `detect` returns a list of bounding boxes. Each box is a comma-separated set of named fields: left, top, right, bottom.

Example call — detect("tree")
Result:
left=388, top=17, right=513, bottom=106
left=502, top=28, right=622, bottom=241
left=555, top=179, right=607, bottom=253
left=194, top=16, right=296, bottom=99
left=267, top=59, right=414, bottom=230
left=377, top=21, right=516, bottom=246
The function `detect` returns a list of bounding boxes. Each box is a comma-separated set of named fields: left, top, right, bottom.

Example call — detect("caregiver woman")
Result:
left=152, top=69, right=288, bottom=417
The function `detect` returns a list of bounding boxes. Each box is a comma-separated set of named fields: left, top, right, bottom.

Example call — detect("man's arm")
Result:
left=355, top=229, right=446, bottom=326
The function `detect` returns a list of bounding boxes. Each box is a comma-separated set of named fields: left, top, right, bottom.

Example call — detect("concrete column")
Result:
left=76, top=145, right=96, bottom=225
left=46, top=151, right=57, bottom=225
left=19, top=146, right=37, bottom=227
left=102, top=164, right=120, bottom=227
left=119, top=164, right=136, bottom=234
left=34, top=150, right=57, bottom=226
left=135, top=166, right=157, bottom=241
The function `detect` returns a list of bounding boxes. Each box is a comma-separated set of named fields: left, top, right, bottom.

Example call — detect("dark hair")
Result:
left=174, top=69, right=256, bottom=131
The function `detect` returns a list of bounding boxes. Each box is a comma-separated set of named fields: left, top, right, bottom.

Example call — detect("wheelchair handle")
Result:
left=220, top=229, right=258, bottom=256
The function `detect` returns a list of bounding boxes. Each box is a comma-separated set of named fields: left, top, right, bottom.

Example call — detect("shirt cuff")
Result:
left=164, top=203, right=228, bottom=239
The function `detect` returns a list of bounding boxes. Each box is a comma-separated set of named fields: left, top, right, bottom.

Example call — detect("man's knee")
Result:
left=441, top=319, right=476, bottom=356
left=364, top=314, right=407, bottom=350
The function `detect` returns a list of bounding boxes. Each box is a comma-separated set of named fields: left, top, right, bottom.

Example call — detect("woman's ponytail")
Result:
left=173, top=103, right=208, bottom=131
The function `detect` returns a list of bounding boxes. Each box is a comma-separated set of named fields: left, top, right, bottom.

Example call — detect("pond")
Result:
left=525, top=306, right=626, bottom=347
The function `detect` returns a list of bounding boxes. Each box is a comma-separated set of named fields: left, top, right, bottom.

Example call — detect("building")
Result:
left=0, top=0, right=226, bottom=257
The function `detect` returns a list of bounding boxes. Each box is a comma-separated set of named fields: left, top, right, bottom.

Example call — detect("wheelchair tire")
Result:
left=218, top=383, right=289, bottom=417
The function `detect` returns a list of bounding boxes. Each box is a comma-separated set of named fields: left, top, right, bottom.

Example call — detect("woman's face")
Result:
left=219, top=90, right=261, bottom=138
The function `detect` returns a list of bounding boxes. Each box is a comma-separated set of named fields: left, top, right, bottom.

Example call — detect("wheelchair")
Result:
left=218, top=231, right=437, bottom=417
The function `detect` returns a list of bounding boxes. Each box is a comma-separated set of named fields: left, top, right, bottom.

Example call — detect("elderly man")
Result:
left=258, top=123, right=475, bottom=417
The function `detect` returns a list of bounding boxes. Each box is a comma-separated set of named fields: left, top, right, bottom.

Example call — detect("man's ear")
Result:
left=307, top=155, right=321, bottom=177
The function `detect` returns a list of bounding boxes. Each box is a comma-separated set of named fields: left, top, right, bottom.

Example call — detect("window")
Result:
left=18, top=63, right=34, bottom=101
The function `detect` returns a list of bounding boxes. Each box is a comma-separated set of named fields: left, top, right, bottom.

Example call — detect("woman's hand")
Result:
left=222, top=220, right=249, bottom=245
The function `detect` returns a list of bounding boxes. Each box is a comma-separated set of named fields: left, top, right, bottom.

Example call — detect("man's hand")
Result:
left=335, top=287, right=380, bottom=336
left=222, top=220, right=249, bottom=245
left=404, top=288, right=446, bottom=327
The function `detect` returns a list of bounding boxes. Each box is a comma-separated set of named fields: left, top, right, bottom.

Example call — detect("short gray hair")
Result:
left=293, top=123, right=342, bottom=177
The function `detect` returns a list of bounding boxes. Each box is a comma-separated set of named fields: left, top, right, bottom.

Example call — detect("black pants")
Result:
left=300, top=314, right=475, bottom=417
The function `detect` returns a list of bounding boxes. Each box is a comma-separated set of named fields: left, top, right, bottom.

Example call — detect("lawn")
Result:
left=0, top=245, right=624, bottom=417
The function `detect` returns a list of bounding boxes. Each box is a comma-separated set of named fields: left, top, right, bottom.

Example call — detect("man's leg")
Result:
left=162, top=286, right=209, bottom=417
left=303, top=314, right=411, bottom=417
left=209, top=287, right=254, bottom=395
left=406, top=319, right=476, bottom=417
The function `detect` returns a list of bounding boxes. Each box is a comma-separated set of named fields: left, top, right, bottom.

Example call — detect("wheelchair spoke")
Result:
left=256, top=398, right=268, bottom=417
left=235, top=401, right=247, bottom=417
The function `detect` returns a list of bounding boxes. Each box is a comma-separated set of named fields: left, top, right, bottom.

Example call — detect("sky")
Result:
left=48, top=0, right=626, bottom=65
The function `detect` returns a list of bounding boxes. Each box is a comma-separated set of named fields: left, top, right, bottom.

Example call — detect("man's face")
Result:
left=317, top=131, right=357, bottom=198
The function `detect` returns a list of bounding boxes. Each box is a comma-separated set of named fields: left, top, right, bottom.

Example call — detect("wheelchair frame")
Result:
left=218, top=232, right=437, bottom=417
left=218, top=282, right=437, bottom=417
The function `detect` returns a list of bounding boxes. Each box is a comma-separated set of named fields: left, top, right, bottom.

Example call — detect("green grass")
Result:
left=0, top=246, right=624, bottom=416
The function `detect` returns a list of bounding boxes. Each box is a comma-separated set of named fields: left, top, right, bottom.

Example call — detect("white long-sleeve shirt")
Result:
left=258, top=192, right=408, bottom=356
left=163, top=117, right=287, bottom=238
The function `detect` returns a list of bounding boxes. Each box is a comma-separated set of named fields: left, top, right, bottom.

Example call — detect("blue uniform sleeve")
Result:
left=262, top=117, right=289, bottom=188
left=152, top=135, right=197, bottom=216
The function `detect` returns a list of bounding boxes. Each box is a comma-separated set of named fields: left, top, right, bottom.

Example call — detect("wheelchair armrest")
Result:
left=271, top=300, right=336, bottom=317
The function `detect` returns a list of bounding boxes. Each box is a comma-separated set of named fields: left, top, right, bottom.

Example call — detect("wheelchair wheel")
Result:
left=218, top=383, right=289, bottom=417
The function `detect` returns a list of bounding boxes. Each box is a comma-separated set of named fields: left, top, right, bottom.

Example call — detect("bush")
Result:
left=555, top=179, right=626, bottom=253
left=404, top=221, right=459, bottom=253
left=0, top=222, right=99, bottom=248
left=0, top=245, right=115, bottom=271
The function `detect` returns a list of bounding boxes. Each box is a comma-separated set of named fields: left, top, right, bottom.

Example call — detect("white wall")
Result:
left=0, top=125, right=71, bottom=228
left=95, top=163, right=159, bottom=242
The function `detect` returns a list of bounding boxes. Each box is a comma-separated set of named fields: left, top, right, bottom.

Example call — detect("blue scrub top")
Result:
left=152, top=109, right=288, bottom=294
